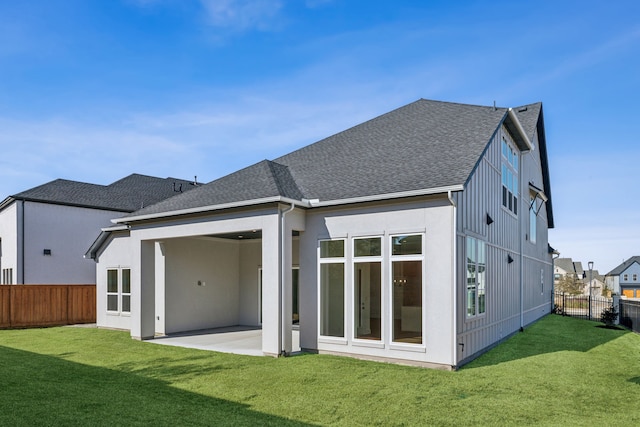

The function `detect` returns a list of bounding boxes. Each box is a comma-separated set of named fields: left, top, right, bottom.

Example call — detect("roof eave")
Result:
left=113, top=196, right=309, bottom=224
left=0, top=196, right=16, bottom=211
left=114, top=185, right=465, bottom=224
left=84, top=225, right=131, bottom=260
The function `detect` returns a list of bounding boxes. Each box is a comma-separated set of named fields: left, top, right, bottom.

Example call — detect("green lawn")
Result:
left=1, top=315, right=638, bottom=426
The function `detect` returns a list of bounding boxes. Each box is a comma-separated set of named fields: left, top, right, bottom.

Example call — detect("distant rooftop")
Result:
left=2, top=173, right=198, bottom=213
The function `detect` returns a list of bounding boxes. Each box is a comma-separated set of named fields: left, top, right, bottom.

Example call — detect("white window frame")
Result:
left=389, top=233, right=425, bottom=349
left=106, top=267, right=131, bottom=315
left=501, top=136, right=519, bottom=215
left=466, top=236, right=487, bottom=318
left=352, top=236, right=384, bottom=345
left=318, top=239, right=347, bottom=342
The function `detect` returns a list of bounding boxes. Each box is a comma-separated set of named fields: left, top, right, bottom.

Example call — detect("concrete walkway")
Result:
left=149, top=325, right=300, bottom=357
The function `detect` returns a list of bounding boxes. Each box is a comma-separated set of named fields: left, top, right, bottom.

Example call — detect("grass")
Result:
left=1, top=315, right=639, bottom=426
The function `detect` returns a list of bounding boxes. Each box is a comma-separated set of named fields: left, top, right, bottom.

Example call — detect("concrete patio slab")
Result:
left=148, top=325, right=300, bottom=357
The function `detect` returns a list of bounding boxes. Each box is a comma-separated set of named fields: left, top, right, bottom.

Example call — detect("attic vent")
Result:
left=518, top=107, right=528, bottom=112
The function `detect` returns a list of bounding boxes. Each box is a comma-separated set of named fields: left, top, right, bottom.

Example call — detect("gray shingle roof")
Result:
left=555, top=258, right=576, bottom=274
left=606, top=256, right=640, bottom=276
left=6, top=174, right=196, bottom=212
left=124, top=98, right=549, bottom=220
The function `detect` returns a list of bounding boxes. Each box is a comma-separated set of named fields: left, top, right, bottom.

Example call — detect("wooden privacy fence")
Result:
left=0, top=285, right=96, bottom=329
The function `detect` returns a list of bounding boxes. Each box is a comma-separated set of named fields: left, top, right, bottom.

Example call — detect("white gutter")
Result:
left=102, top=224, right=130, bottom=232
left=280, top=202, right=296, bottom=356
left=507, top=108, right=533, bottom=152
left=310, top=185, right=465, bottom=208
left=114, top=186, right=463, bottom=225
left=113, top=196, right=309, bottom=224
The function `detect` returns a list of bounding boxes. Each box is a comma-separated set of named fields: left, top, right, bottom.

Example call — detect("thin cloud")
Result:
left=199, top=0, right=283, bottom=31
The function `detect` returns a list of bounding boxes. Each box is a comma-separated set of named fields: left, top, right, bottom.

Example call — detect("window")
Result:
left=554, top=274, right=561, bottom=281
left=1, top=268, right=13, bottom=285
left=529, top=195, right=537, bottom=244
left=391, top=234, right=423, bottom=344
left=319, top=240, right=345, bottom=338
left=353, top=237, right=382, bottom=341
left=501, top=137, right=518, bottom=214
left=541, top=269, right=545, bottom=295
left=634, top=274, right=638, bottom=282
left=466, top=237, right=486, bottom=318
left=107, top=268, right=131, bottom=313
left=122, top=269, right=131, bottom=313
left=624, top=274, right=629, bottom=281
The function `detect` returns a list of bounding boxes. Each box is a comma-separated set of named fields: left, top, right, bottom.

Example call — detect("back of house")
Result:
left=89, top=99, right=554, bottom=369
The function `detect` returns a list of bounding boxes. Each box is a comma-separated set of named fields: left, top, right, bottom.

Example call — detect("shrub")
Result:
left=600, top=305, right=618, bottom=326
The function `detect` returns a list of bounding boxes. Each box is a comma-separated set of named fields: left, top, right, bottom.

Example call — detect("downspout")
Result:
left=20, top=200, right=25, bottom=284
left=519, top=156, right=524, bottom=331
left=447, top=191, right=458, bottom=368
left=280, top=202, right=295, bottom=356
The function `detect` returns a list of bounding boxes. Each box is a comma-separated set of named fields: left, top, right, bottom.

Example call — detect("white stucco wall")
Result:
left=299, top=197, right=456, bottom=368
left=96, top=231, right=133, bottom=330
left=0, top=202, right=18, bottom=284
left=23, top=202, right=119, bottom=284
left=163, top=237, right=241, bottom=333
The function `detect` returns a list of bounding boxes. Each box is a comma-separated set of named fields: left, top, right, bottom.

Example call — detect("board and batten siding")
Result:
left=454, top=123, right=552, bottom=365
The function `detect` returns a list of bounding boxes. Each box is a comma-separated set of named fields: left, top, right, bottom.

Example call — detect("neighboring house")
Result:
left=554, top=257, right=579, bottom=283
left=0, top=174, right=196, bottom=285
left=87, top=99, right=554, bottom=369
left=553, top=257, right=604, bottom=296
left=584, top=270, right=605, bottom=297
left=605, top=256, right=640, bottom=298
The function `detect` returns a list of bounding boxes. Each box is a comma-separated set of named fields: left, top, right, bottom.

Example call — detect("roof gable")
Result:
left=606, top=256, right=640, bottom=276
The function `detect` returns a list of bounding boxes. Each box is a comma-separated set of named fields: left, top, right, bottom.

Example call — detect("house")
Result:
left=605, top=256, right=640, bottom=298
left=553, top=257, right=606, bottom=296
left=554, top=257, right=585, bottom=293
left=0, top=174, right=196, bottom=285
left=87, top=99, right=554, bottom=369
left=554, top=257, right=579, bottom=283
left=584, top=270, right=606, bottom=296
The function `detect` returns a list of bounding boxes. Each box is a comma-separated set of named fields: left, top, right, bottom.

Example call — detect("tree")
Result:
left=556, top=274, right=584, bottom=295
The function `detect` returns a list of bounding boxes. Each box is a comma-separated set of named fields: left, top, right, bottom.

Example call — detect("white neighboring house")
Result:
left=87, top=99, right=554, bottom=369
left=0, top=174, right=196, bottom=285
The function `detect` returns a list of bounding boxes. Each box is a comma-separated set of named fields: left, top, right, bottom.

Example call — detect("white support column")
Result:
left=154, top=242, right=166, bottom=336
left=261, top=214, right=281, bottom=356
left=131, top=239, right=155, bottom=340
left=281, top=220, right=293, bottom=355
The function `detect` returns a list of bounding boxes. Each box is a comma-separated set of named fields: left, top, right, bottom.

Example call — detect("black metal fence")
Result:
left=553, top=291, right=613, bottom=321
left=619, top=299, right=640, bottom=333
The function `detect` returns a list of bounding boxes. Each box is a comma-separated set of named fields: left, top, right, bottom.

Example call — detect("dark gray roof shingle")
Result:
left=125, top=98, right=549, bottom=220
left=8, top=174, right=196, bottom=212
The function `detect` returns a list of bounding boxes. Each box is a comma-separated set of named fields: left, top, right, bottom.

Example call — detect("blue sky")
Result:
left=1, top=0, right=639, bottom=273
